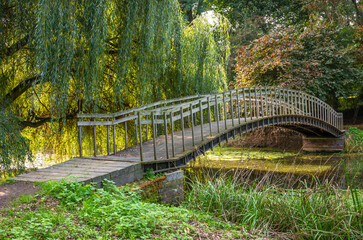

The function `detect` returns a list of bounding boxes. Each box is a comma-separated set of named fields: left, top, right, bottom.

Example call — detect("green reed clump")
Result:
left=184, top=175, right=362, bottom=239
left=345, top=127, right=363, bottom=153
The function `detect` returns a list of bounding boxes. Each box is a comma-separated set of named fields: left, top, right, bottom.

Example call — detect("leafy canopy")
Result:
left=0, top=0, right=230, bottom=175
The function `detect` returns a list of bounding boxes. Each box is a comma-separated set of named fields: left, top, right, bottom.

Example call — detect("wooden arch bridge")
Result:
left=14, top=87, right=344, bottom=185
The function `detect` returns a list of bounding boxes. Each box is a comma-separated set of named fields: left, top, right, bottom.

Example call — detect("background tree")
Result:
left=233, top=0, right=362, bottom=108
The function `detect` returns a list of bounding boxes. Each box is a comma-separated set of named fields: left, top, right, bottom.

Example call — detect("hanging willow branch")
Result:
left=2, top=0, right=230, bottom=119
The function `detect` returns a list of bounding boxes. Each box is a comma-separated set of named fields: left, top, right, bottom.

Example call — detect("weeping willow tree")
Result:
left=0, top=0, right=230, bottom=174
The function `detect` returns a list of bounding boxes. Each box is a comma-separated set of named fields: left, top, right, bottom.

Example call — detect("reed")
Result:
left=184, top=163, right=362, bottom=239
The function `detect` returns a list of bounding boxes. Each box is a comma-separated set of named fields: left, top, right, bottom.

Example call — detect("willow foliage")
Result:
left=0, top=0, right=230, bottom=172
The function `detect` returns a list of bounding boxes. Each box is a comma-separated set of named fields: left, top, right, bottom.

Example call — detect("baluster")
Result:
left=215, top=95, right=220, bottom=133
left=230, top=90, right=234, bottom=126
left=223, top=92, right=227, bottom=129
left=283, top=89, right=287, bottom=115
left=190, top=104, right=195, bottom=146
left=265, top=87, right=269, bottom=117
left=93, top=118, right=97, bottom=157
left=137, top=112, right=143, bottom=161
left=145, top=115, right=148, bottom=141
left=249, top=88, right=253, bottom=120
left=199, top=100, right=204, bottom=141
left=279, top=88, right=282, bottom=115
left=170, top=112, right=175, bottom=157
left=255, top=87, right=259, bottom=118
left=272, top=87, right=276, bottom=116
left=261, top=87, right=265, bottom=117
left=207, top=97, right=212, bottom=136
left=237, top=90, right=241, bottom=124
left=152, top=112, right=157, bottom=160
left=135, top=119, right=138, bottom=145
left=78, top=125, right=82, bottom=157
left=180, top=107, right=185, bottom=151
left=124, top=121, right=127, bottom=149
left=243, top=88, right=247, bottom=122
left=163, top=112, right=169, bottom=159
left=305, top=93, right=308, bottom=116
left=113, top=118, right=116, bottom=154
left=107, top=118, right=110, bottom=155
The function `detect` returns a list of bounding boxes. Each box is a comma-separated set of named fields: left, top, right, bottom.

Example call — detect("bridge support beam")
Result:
left=302, top=136, right=345, bottom=152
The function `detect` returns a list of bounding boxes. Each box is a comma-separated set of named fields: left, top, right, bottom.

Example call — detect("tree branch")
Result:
left=1, top=33, right=30, bottom=59
left=20, top=112, right=77, bottom=129
left=1, top=76, right=40, bottom=108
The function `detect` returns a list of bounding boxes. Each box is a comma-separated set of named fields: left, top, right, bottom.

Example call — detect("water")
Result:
left=184, top=147, right=363, bottom=189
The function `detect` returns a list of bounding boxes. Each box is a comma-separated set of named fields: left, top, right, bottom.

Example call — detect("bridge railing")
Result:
left=77, top=87, right=343, bottom=159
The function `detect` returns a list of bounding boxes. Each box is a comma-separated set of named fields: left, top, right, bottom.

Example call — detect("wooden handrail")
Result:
left=76, top=87, right=344, bottom=159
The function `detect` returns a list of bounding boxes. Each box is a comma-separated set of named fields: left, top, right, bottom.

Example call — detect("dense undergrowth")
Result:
left=0, top=180, right=248, bottom=240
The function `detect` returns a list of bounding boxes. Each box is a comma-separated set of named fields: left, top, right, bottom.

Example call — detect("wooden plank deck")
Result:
left=13, top=118, right=239, bottom=184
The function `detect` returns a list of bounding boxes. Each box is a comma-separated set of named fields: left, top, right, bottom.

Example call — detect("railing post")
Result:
left=243, top=88, right=247, bottom=122
left=137, top=112, right=143, bottom=161
left=215, top=95, right=220, bottom=133
left=283, top=89, right=287, bottom=115
left=113, top=117, right=116, bottom=154
left=135, top=119, right=138, bottom=145
left=265, top=87, right=269, bottom=117
left=163, top=112, right=169, bottom=159
left=223, top=92, right=227, bottom=129
left=236, top=90, right=241, bottom=124
left=145, top=115, right=148, bottom=141
left=78, top=125, right=82, bottom=157
left=199, top=100, right=204, bottom=141
left=207, top=97, right=212, bottom=136
left=170, top=112, right=175, bottom=157
left=255, top=87, right=259, bottom=118
left=180, top=107, right=185, bottom=152
left=107, top=118, right=110, bottom=155
left=230, top=90, right=234, bottom=126
left=249, top=88, right=252, bottom=120
left=151, top=112, right=157, bottom=160
left=93, top=118, right=97, bottom=157
left=272, top=87, right=276, bottom=116
left=288, top=90, right=292, bottom=115
left=305, top=93, right=308, bottom=115
left=190, top=104, right=195, bottom=146
left=260, top=87, right=264, bottom=117
left=293, top=91, right=300, bottom=115
left=124, top=121, right=128, bottom=149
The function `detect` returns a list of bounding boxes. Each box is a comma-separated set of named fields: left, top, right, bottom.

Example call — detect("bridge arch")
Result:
left=77, top=87, right=344, bottom=172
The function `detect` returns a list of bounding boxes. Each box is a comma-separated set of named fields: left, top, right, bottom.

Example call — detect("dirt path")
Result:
left=0, top=182, right=39, bottom=209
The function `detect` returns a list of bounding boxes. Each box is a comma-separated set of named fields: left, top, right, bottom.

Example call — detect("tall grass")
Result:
left=345, top=127, right=363, bottom=153
left=184, top=167, right=362, bottom=239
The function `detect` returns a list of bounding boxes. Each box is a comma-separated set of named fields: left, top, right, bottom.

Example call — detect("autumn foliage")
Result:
left=234, top=22, right=362, bottom=104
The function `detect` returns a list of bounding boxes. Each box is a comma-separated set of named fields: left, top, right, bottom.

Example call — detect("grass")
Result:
left=345, top=127, right=363, bottom=153
left=0, top=179, right=255, bottom=240
left=184, top=168, right=363, bottom=239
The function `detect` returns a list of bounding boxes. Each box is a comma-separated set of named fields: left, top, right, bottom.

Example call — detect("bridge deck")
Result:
left=13, top=119, right=238, bottom=183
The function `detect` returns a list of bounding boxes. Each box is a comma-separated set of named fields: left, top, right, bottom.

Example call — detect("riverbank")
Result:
left=1, top=176, right=361, bottom=239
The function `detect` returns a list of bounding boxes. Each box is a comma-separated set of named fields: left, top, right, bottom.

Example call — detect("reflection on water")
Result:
left=185, top=147, right=363, bottom=189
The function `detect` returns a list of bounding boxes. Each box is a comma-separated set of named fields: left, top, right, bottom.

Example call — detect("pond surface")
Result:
left=185, top=147, right=363, bottom=189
